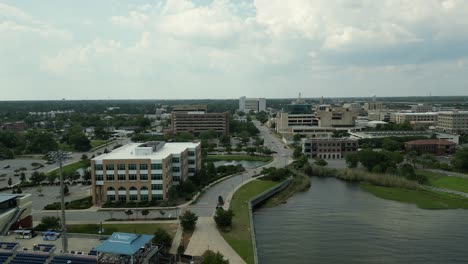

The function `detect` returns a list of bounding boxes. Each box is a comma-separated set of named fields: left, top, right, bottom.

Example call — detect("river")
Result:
left=254, top=177, right=468, bottom=264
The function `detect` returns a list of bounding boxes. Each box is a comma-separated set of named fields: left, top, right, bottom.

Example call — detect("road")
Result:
left=189, top=121, right=291, bottom=217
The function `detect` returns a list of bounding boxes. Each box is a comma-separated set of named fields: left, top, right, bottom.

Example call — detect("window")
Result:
left=128, top=164, right=137, bottom=170
left=151, top=174, right=162, bottom=180
left=129, top=187, right=138, bottom=201
left=140, top=164, right=148, bottom=170
left=118, top=187, right=126, bottom=202
left=151, top=163, right=162, bottom=170
left=188, top=160, right=195, bottom=165
left=173, top=176, right=181, bottom=182
left=117, top=164, right=126, bottom=170
left=118, top=174, right=126, bottom=181
left=106, top=174, right=114, bottom=181
left=107, top=194, right=115, bottom=202
left=151, top=184, right=163, bottom=190
left=152, top=194, right=163, bottom=201
left=140, top=174, right=148, bottom=181
left=106, top=164, right=114, bottom=170
left=129, top=174, right=137, bottom=181
left=96, top=174, right=103, bottom=181
left=188, top=151, right=195, bottom=156
left=189, top=168, right=195, bottom=173
left=107, top=187, right=115, bottom=191
left=172, top=157, right=180, bottom=163
left=94, top=164, right=103, bottom=170
left=140, top=194, right=148, bottom=201
left=172, top=167, right=180, bottom=173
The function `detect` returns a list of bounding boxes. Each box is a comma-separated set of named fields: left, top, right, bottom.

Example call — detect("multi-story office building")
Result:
left=405, top=139, right=456, bottom=156
left=172, top=105, right=208, bottom=112
left=436, top=110, right=468, bottom=134
left=91, top=141, right=201, bottom=205
left=367, top=110, right=396, bottom=122
left=302, top=138, right=358, bottom=159
left=410, top=104, right=433, bottom=113
left=0, top=194, right=32, bottom=234
left=171, top=111, right=229, bottom=135
left=315, top=105, right=359, bottom=127
left=364, top=101, right=383, bottom=111
left=393, top=112, right=438, bottom=127
left=239, top=97, right=266, bottom=113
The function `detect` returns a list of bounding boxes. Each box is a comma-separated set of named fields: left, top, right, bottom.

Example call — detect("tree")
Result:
left=406, top=151, right=418, bottom=168
left=153, top=228, right=172, bottom=247
left=293, top=147, right=303, bottom=160
left=180, top=210, right=198, bottom=232
left=293, top=134, right=302, bottom=144
left=214, top=208, right=235, bottom=230
left=181, top=180, right=197, bottom=195
left=16, top=186, right=22, bottom=194
left=303, top=163, right=313, bottom=176
left=315, top=159, right=328, bottom=167
left=382, top=138, right=403, bottom=152
left=125, top=209, right=133, bottom=220
left=142, top=209, right=150, bottom=220
left=83, top=169, right=91, bottom=182
left=168, top=186, right=179, bottom=202
left=47, top=173, right=57, bottom=184
left=202, top=251, right=229, bottom=264
left=81, top=154, right=88, bottom=161
left=452, top=148, right=468, bottom=173
left=7, top=177, right=12, bottom=186
left=345, top=153, right=359, bottom=168
left=19, top=172, right=26, bottom=182
left=36, top=216, right=60, bottom=231
left=30, top=171, right=46, bottom=184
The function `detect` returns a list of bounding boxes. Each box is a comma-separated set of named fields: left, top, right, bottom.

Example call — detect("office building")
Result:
left=315, top=105, right=359, bottom=127
left=239, top=97, right=266, bottom=113
left=405, top=139, right=456, bottom=156
left=302, top=138, right=358, bottom=159
left=170, top=105, right=229, bottom=135
left=0, top=194, right=32, bottom=235
left=436, top=110, right=468, bottom=134
left=393, top=112, right=438, bottom=128
left=91, top=141, right=201, bottom=205
left=410, top=104, right=433, bottom=113
left=364, top=101, right=383, bottom=111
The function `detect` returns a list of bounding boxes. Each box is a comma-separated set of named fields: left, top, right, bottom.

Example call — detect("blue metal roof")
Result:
left=0, top=194, right=17, bottom=204
left=95, top=232, right=154, bottom=256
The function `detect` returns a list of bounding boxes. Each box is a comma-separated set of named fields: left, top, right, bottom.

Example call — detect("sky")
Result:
left=1, top=0, right=468, bottom=100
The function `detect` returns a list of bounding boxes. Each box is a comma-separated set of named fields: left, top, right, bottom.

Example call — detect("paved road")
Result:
left=189, top=121, right=291, bottom=217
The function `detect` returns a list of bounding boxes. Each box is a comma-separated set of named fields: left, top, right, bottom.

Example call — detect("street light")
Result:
left=48, top=150, right=70, bottom=253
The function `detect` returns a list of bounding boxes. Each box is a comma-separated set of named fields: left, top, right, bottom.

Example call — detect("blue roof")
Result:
left=94, top=232, right=154, bottom=256
left=0, top=194, right=17, bottom=204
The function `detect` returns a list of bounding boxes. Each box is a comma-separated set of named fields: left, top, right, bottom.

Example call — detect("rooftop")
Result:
left=0, top=194, right=17, bottom=204
left=92, top=142, right=200, bottom=161
left=406, top=139, right=456, bottom=145
left=95, top=232, right=154, bottom=256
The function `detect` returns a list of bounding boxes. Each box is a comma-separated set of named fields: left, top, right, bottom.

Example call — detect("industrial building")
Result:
left=91, top=141, right=201, bottom=205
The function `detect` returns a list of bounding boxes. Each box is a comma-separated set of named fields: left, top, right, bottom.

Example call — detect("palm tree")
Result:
left=142, top=209, right=150, bottom=220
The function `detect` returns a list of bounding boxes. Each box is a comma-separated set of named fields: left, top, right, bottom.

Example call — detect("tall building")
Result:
left=436, top=110, right=468, bottom=134
left=364, top=102, right=383, bottom=111
left=91, top=141, right=201, bottom=205
left=239, top=97, right=266, bottom=113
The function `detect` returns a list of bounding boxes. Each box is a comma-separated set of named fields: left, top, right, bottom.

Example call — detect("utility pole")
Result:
left=49, top=151, right=70, bottom=252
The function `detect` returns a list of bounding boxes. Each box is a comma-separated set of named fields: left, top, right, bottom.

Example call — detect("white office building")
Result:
left=239, top=97, right=266, bottom=113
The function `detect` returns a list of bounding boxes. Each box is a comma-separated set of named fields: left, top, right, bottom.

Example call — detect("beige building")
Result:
left=436, top=110, right=468, bottom=134
left=367, top=110, right=396, bottom=122
left=393, top=112, right=438, bottom=128
left=315, top=105, right=359, bottom=127
left=302, top=138, right=358, bottom=159
left=171, top=109, right=229, bottom=135
left=410, top=104, right=433, bottom=113
left=91, top=141, right=201, bottom=205
left=364, top=101, right=383, bottom=111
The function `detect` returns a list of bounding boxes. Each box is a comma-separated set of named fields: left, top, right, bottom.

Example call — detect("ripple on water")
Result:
left=254, top=177, right=468, bottom=264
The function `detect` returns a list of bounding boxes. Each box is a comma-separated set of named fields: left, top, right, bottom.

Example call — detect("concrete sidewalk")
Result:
left=184, top=217, right=246, bottom=264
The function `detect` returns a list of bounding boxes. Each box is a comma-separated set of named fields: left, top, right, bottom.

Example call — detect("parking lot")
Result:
left=0, top=157, right=58, bottom=188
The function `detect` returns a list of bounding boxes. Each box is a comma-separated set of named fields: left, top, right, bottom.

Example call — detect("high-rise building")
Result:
left=239, top=97, right=266, bottom=113
left=91, top=141, right=201, bottom=205
left=436, top=110, right=468, bottom=134
left=170, top=105, right=229, bottom=135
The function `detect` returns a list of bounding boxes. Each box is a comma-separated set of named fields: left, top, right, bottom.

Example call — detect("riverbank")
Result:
left=263, top=169, right=310, bottom=207
left=221, top=179, right=278, bottom=264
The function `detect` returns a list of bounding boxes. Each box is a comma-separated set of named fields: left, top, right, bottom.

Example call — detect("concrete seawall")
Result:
left=248, top=179, right=291, bottom=264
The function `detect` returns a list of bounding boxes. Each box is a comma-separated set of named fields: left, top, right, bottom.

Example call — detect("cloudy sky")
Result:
left=1, top=0, right=468, bottom=100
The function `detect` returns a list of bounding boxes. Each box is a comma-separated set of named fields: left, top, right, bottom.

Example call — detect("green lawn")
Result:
left=48, top=160, right=88, bottom=176
left=206, top=155, right=272, bottom=162
left=361, top=183, right=468, bottom=209
left=67, top=223, right=178, bottom=237
left=91, top=140, right=109, bottom=149
left=418, top=170, right=468, bottom=193
left=221, top=180, right=278, bottom=264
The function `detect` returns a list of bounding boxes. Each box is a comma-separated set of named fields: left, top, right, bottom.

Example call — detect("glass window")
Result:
left=140, top=194, right=148, bottom=201
left=172, top=157, right=180, bottom=163
left=94, top=164, right=103, bottom=170
left=140, top=174, right=148, bottom=181
left=106, top=174, right=114, bottom=181
left=151, top=174, right=162, bottom=180
left=129, top=194, right=138, bottom=201
left=128, top=164, right=137, bottom=170
left=105, top=164, right=114, bottom=170
left=188, top=151, right=195, bottom=156
left=140, top=164, right=148, bottom=170
left=118, top=174, right=126, bottom=181
left=117, top=164, right=126, bottom=170
left=173, top=176, right=181, bottom=182
left=188, top=168, right=195, bottom=173
left=119, top=194, right=126, bottom=202
left=107, top=195, right=115, bottom=202
left=151, top=184, right=163, bottom=190
left=172, top=167, right=180, bottom=172
left=151, top=163, right=162, bottom=170
left=129, top=174, right=137, bottom=181
left=152, top=194, right=163, bottom=201
left=188, top=160, right=195, bottom=165
left=96, top=174, right=103, bottom=181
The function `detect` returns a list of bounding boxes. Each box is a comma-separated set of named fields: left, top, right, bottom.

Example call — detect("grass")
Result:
left=48, top=160, right=88, bottom=176
left=221, top=179, right=278, bottom=264
left=67, top=223, right=178, bottom=237
left=361, top=183, right=468, bottom=209
left=418, top=170, right=468, bottom=193
left=91, top=140, right=109, bottom=149
left=263, top=170, right=310, bottom=207
left=206, top=155, right=272, bottom=162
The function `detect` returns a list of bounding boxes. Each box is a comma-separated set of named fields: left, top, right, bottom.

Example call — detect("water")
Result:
left=213, top=160, right=267, bottom=169
left=254, top=177, right=468, bottom=264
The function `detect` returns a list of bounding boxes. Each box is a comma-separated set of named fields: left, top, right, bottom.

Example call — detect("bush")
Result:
left=35, top=216, right=60, bottom=231
left=44, top=196, right=93, bottom=210
left=153, top=228, right=172, bottom=247
left=214, top=208, right=234, bottom=230
left=202, top=250, right=229, bottom=264
left=180, top=211, right=198, bottom=232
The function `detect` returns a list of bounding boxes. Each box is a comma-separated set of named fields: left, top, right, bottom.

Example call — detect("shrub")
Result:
left=180, top=210, right=198, bottom=232
left=153, top=228, right=172, bottom=247
left=214, top=208, right=235, bottom=230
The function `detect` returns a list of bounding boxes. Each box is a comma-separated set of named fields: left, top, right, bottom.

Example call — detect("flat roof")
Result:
left=406, top=139, right=456, bottom=145
left=95, top=232, right=154, bottom=256
left=92, top=142, right=200, bottom=161
left=0, top=195, right=17, bottom=204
